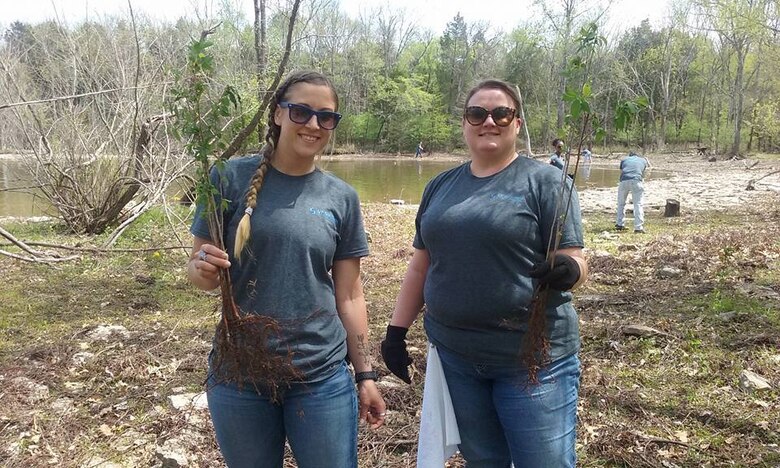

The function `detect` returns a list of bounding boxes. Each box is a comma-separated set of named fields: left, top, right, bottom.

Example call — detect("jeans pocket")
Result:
left=537, top=354, right=580, bottom=412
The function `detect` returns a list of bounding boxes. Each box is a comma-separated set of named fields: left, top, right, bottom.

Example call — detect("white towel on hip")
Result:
left=416, top=343, right=461, bottom=468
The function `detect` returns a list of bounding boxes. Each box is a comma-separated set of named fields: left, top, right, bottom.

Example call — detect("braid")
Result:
left=263, top=116, right=280, bottom=159
left=234, top=158, right=270, bottom=261
left=233, top=81, right=286, bottom=261
left=234, top=70, right=338, bottom=261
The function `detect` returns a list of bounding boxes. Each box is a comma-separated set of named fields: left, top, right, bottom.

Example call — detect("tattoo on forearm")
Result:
left=356, top=333, right=370, bottom=366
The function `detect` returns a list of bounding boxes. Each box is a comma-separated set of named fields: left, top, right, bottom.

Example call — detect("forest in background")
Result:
left=0, top=0, right=779, bottom=158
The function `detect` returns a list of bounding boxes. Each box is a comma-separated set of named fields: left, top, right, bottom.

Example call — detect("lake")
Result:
left=0, top=156, right=667, bottom=217
left=319, top=158, right=668, bottom=204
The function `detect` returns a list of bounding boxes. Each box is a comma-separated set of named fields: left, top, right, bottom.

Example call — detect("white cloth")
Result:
left=417, top=344, right=461, bottom=468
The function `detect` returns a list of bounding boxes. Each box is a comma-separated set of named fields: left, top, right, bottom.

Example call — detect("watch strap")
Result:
left=355, top=370, right=378, bottom=383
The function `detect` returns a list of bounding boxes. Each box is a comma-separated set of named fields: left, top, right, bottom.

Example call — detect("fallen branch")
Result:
left=0, top=225, right=50, bottom=257
left=0, top=248, right=79, bottom=263
left=643, top=436, right=698, bottom=450
left=746, top=169, right=780, bottom=190
left=0, top=241, right=188, bottom=253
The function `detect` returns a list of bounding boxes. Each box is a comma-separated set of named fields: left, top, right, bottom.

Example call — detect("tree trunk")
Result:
left=658, top=75, right=670, bottom=150
left=514, top=85, right=533, bottom=156
left=657, top=31, right=674, bottom=151
left=747, top=106, right=756, bottom=151
left=254, top=0, right=268, bottom=143
left=89, top=114, right=164, bottom=234
left=731, top=46, right=746, bottom=156
left=556, top=63, right=566, bottom=130
left=697, top=86, right=707, bottom=146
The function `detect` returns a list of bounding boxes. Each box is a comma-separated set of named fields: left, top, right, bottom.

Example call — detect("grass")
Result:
left=0, top=202, right=779, bottom=467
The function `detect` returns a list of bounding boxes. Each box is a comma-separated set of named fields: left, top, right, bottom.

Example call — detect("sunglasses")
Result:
left=279, top=102, right=342, bottom=130
left=464, top=106, right=517, bottom=127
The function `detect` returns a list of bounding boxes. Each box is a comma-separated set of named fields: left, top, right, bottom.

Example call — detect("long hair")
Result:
left=233, top=71, right=339, bottom=260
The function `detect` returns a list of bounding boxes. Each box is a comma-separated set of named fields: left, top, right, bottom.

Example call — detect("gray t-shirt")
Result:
left=191, top=155, right=369, bottom=381
left=414, top=156, right=584, bottom=366
left=549, top=153, right=565, bottom=170
left=619, top=155, right=649, bottom=181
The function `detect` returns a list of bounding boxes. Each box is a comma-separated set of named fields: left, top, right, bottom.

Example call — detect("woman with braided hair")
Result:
left=381, top=79, right=587, bottom=467
left=187, top=71, right=385, bottom=467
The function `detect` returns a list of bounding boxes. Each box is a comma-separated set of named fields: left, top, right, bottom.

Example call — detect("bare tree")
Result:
left=0, top=11, right=185, bottom=235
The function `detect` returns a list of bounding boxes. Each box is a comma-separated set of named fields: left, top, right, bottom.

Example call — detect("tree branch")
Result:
left=220, top=0, right=302, bottom=159
left=0, top=86, right=158, bottom=111
left=0, top=248, right=79, bottom=263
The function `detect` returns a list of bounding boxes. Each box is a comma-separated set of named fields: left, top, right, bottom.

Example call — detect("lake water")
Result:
left=0, top=156, right=667, bottom=217
left=319, top=158, right=668, bottom=204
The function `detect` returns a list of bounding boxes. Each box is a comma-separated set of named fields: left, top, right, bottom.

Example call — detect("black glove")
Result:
left=529, top=253, right=580, bottom=291
left=380, top=325, right=412, bottom=384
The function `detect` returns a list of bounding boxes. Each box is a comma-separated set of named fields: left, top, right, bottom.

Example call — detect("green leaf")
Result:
left=615, top=114, right=626, bottom=131
left=562, top=88, right=578, bottom=102
left=571, top=99, right=582, bottom=119
left=582, top=83, right=592, bottom=98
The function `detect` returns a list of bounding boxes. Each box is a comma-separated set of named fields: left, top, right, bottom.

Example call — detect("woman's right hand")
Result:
left=188, top=238, right=231, bottom=290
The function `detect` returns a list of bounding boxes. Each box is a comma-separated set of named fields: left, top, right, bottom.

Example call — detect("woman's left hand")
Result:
left=529, top=253, right=580, bottom=291
left=357, top=380, right=386, bottom=430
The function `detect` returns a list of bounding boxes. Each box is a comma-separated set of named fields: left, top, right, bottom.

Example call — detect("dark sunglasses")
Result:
left=279, top=102, right=342, bottom=130
left=464, top=106, right=517, bottom=127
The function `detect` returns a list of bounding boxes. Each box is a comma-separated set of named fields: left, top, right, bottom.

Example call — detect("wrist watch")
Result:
left=354, top=370, right=378, bottom=383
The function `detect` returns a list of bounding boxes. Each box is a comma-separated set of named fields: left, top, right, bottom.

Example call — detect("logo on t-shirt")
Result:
left=489, top=192, right=529, bottom=209
left=309, top=207, right=337, bottom=226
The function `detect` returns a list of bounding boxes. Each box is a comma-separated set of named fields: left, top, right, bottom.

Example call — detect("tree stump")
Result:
left=664, top=199, right=680, bottom=217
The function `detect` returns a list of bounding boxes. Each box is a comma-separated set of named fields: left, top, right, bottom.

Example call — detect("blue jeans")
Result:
left=207, top=361, right=358, bottom=468
left=436, top=348, right=580, bottom=468
left=616, top=179, right=645, bottom=230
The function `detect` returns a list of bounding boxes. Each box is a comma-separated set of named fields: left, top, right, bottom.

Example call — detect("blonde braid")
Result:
left=234, top=158, right=270, bottom=261
left=233, top=76, right=285, bottom=261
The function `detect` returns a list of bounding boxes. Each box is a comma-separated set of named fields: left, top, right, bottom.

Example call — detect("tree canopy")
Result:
left=1, top=0, right=779, bottom=156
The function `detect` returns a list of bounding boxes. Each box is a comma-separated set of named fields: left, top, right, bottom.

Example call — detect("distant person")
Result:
left=582, top=148, right=592, bottom=164
left=580, top=148, right=593, bottom=181
left=549, top=138, right=566, bottom=170
left=415, top=141, right=425, bottom=158
left=615, top=150, right=651, bottom=233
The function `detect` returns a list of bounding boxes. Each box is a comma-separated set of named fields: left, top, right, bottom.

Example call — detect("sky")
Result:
left=3, top=0, right=672, bottom=36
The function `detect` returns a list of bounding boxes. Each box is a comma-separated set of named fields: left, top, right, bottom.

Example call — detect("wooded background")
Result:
left=1, top=0, right=778, bottom=159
